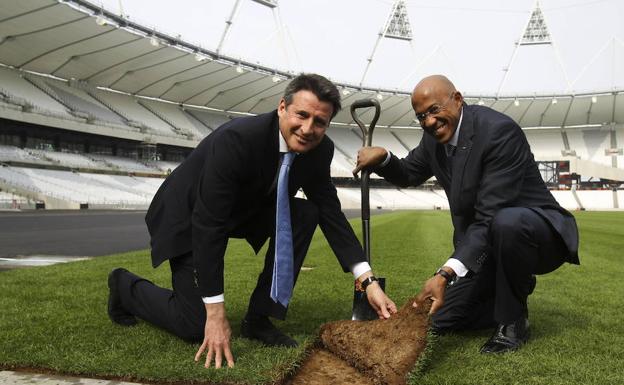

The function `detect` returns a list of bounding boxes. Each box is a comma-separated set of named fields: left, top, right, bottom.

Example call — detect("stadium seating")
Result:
left=0, top=166, right=155, bottom=208
left=549, top=190, right=580, bottom=211
left=372, top=129, right=410, bottom=158
left=0, top=190, right=32, bottom=209
left=138, top=100, right=212, bottom=140
left=566, top=128, right=612, bottom=167
left=524, top=129, right=564, bottom=160
left=183, top=108, right=229, bottom=131
left=90, top=90, right=182, bottom=137
left=27, top=149, right=111, bottom=170
left=30, top=77, right=127, bottom=127
left=0, top=145, right=52, bottom=165
left=392, top=128, right=422, bottom=150
left=87, top=154, right=161, bottom=174
left=0, top=67, right=73, bottom=119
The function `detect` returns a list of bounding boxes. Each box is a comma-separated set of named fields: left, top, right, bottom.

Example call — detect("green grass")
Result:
left=1, top=210, right=623, bottom=385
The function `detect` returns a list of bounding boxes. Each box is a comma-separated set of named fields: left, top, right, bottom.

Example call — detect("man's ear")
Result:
left=277, top=98, right=287, bottom=118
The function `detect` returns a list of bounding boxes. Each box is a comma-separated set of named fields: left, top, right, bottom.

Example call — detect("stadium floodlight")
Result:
left=520, top=1, right=551, bottom=45
left=384, top=1, right=413, bottom=41
left=149, top=35, right=160, bottom=47
left=194, top=52, right=209, bottom=61
left=95, top=14, right=107, bottom=26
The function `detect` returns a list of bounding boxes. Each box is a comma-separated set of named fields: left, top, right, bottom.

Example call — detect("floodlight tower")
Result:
left=359, top=0, right=413, bottom=87
left=216, top=0, right=294, bottom=71
left=496, top=0, right=570, bottom=95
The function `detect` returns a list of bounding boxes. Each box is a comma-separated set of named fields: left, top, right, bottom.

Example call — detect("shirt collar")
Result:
left=448, top=107, right=463, bottom=148
left=278, top=129, right=289, bottom=153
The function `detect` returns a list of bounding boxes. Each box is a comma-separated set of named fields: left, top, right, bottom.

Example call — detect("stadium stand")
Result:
left=27, top=149, right=111, bottom=170
left=575, top=190, right=616, bottom=210
left=550, top=190, right=580, bottom=211
left=524, top=129, right=564, bottom=160
left=0, top=166, right=154, bottom=208
left=392, top=128, right=423, bottom=150
left=39, top=77, right=127, bottom=127
left=91, top=89, right=182, bottom=137
left=566, top=128, right=612, bottom=167
left=0, top=67, right=73, bottom=119
left=0, top=144, right=52, bottom=165
left=87, top=154, right=161, bottom=174
left=154, top=161, right=181, bottom=173
left=0, top=189, right=33, bottom=209
left=183, top=108, right=229, bottom=132
left=373, top=129, right=410, bottom=158
left=138, top=99, right=207, bottom=140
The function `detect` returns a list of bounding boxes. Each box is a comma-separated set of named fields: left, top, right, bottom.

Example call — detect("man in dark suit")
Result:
left=107, top=73, right=396, bottom=368
left=354, top=75, right=579, bottom=353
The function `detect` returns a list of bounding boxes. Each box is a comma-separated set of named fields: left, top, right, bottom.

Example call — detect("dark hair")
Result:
left=283, top=73, right=341, bottom=119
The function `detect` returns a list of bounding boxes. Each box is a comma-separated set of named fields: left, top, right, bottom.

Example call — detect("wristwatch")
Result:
left=361, top=276, right=379, bottom=290
left=434, top=268, right=456, bottom=286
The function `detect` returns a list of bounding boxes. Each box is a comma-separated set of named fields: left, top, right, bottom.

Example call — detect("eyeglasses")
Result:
left=415, top=93, right=455, bottom=123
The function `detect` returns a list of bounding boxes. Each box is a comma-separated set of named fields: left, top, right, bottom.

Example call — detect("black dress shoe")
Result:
left=480, top=318, right=529, bottom=354
left=241, top=314, right=297, bottom=347
left=107, top=268, right=137, bottom=326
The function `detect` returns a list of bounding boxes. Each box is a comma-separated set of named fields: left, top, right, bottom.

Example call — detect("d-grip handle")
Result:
left=350, top=98, right=381, bottom=147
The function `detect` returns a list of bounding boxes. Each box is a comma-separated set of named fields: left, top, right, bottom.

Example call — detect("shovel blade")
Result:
left=351, top=277, right=386, bottom=321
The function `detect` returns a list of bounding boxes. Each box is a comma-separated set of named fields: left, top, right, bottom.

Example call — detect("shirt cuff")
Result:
left=202, top=294, right=225, bottom=304
left=443, top=258, right=469, bottom=277
left=351, top=261, right=372, bottom=280
left=379, top=150, right=392, bottom=168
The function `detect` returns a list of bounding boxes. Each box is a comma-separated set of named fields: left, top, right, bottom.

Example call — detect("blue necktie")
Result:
left=271, top=152, right=296, bottom=306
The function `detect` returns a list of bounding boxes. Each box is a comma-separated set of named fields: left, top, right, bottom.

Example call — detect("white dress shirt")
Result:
left=378, top=108, right=469, bottom=278
left=203, top=132, right=371, bottom=304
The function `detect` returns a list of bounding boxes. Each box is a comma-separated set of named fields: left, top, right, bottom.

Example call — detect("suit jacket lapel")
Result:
left=261, top=114, right=281, bottom=197
left=450, top=106, right=475, bottom=208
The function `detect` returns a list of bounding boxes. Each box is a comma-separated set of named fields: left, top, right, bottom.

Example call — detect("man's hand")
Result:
left=366, top=282, right=397, bottom=319
left=358, top=271, right=397, bottom=319
left=352, top=146, right=388, bottom=177
left=194, top=303, right=235, bottom=369
left=413, top=267, right=455, bottom=314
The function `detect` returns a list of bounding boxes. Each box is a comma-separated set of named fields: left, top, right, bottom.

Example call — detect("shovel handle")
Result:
left=350, top=98, right=381, bottom=263
left=350, top=98, right=381, bottom=147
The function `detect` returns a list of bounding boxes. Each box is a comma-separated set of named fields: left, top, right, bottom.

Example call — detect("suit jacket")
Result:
left=377, top=104, right=579, bottom=273
left=145, top=110, right=366, bottom=296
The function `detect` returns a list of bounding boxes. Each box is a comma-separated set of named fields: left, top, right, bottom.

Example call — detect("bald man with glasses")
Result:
left=354, top=75, right=579, bottom=354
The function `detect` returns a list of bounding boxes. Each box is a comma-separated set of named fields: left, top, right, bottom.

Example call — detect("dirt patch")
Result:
left=287, top=298, right=432, bottom=385
left=285, top=349, right=372, bottom=385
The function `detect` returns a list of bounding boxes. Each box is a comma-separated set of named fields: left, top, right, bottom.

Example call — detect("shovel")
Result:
left=350, top=98, right=386, bottom=321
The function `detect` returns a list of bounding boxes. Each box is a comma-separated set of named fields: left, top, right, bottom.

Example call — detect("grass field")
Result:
left=1, top=210, right=623, bottom=385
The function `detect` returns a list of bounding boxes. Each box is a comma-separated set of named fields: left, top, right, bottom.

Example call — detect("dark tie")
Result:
left=447, top=144, right=456, bottom=175
left=270, top=152, right=296, bottom=306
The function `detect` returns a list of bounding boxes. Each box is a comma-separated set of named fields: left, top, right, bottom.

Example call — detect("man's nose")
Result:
left=422, top=114, right=436, bottom=127
left=300, top=119, right=314, bottom=135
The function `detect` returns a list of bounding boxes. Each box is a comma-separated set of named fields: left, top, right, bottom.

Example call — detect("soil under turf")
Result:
left=286, top=298, right=432, bottom=385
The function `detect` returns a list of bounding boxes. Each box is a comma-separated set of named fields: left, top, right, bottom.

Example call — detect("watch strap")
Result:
left=361, top=276, right=378, bottom=291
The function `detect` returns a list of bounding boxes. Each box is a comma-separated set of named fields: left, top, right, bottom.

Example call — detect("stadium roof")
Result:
left=0, top=0, right=622, bottom=129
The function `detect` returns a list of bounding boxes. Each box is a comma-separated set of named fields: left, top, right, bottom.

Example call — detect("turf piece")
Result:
left=317, top=298, right=432, bottom=385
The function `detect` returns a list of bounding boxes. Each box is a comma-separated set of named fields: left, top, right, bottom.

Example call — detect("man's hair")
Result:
left=283, top=73, right=341, bottom=119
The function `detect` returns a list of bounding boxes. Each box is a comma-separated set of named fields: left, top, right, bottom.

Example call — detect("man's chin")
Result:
left=290, top=141, right=318, bottom=153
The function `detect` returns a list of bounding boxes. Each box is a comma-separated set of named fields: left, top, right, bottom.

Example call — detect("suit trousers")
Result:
left=115, top=198, right=319, bottom=342
left=432, top=207, right=568, bottom=331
